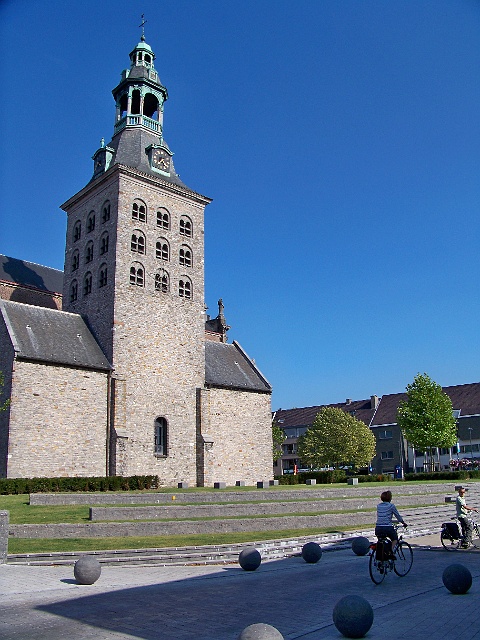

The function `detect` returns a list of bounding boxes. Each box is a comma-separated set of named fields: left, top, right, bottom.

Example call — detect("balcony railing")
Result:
left=114, top=114, right=161, bottom=135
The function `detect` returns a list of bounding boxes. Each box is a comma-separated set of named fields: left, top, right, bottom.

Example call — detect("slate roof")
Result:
left=274, top=398, right=376, bottom=429
left=0, top=300, right=111, bottom=371
left=205, top=341, right=271, bottom=393
left=0, top=255, right=63, bottom=294
left=371, top=382, right=480, bottom=425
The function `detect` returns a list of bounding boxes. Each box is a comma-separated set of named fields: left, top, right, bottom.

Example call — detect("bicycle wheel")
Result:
left=393, top=541, right=413, bottom=576
left=440, top=529, right=461, bottom=551
left=470, top=523, right=480, bottom=548
left=369, top=553, right=386, bottom=584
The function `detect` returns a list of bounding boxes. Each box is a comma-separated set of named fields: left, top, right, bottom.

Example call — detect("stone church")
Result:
left=0, top=36, right=273, bottom=486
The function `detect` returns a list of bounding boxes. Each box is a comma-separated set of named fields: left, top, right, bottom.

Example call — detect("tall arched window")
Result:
left=179, top=216, right=192, bottom=237
left=179, top=277, right=192, bottom=299
left=130, top=263, right=144, bottom=287
left=132, top=199, right=147, bottom=222
left=71, top=250, right=79, bottom=272
left=87, top=211, right=96, bottom=233
left=100, top=232, right=109, bottom=255
left=131, top=231, right=145, bottom=254
left=155, top=269, right=169, bottom=293
left=83, top=272, right=92, bottom=296
left=73, top=221, right=81, bottom=242
left=157, top=208, right=170, bottom=230
left=154, top=417, right=168, bottom=456
left=102, top=201, right=111, bottom=223
left=99, top=264, right=108, bottom=288
left=156, top=238, right=169, bottom=261
left=85, top=241, right=94, bottom=264
left=70, top=280, right=78, bottom=302
left=179, top=245, right=192, bottom=267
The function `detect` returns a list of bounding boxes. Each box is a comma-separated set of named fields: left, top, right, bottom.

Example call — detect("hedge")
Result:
left=276, top=470, right=347, bottom=485
left=0, top=475, right=159, bottom=495
left=404, top=470, right=480, bottom=482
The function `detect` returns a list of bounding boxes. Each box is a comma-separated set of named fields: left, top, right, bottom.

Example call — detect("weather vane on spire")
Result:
left=139, top=14, right=147, bottom=41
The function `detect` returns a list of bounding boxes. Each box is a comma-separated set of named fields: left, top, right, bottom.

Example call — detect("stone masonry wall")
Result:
left=6, top=360, right=108, bottom=478
left=0, top=282, right=62, bottom=310
left=202, top=388, right=272, bottom=486
left=0, top=317, right=14, bottom=477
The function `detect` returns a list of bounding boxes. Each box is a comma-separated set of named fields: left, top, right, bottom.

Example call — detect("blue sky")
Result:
left=1, top=1, right=479, bottom=410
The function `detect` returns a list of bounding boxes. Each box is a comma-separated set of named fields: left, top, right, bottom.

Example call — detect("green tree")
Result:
left=397, top=373, right=457, bottom=470
left=297, top=406, right=376, bottom=470
left=272, top=420, right=285, bottom=462
left=0, top=370, right=10, bottom=413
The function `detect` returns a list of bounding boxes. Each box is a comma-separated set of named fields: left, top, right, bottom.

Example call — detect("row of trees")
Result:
left=274, top=373, right=458, bottom=473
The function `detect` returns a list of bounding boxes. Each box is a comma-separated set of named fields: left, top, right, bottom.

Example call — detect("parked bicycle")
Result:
left=440, top=517, right=480, bottom=551
left=369, top=524, right=413, bottom=585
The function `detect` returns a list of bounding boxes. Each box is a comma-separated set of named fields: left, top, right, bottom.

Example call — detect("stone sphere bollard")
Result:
left=333, top=595, right=374, bottom=638
left=74, top=556, right=102, bottom=585
left=351, top=537, right=371, bottom=556
left=301, top=541, right=322, bottom=563
left=238, top=623, right=284, bottom=639
left=442, top=564, right=473, bottom=594
left=239, top=547, right=262, bottom=571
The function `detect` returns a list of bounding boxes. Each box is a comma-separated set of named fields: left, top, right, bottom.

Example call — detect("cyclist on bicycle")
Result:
left=456, top=486, right=478, bottom=548
left=375, top=490, right=407, bottom=554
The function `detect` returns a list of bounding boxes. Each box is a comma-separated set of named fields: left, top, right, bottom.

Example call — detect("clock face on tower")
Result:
left=152, top=148, right=170, bottom=173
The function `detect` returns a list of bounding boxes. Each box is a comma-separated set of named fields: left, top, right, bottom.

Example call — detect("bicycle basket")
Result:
left=442, top=522, right=461, bottom=539
left=375, top=539, right=392, bottom=561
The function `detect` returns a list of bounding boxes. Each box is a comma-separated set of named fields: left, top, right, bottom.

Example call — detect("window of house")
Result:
left=102, top=201, right=111, bottom=223
left=130, top=263, right=144, bottom=287
left=73, top=221, right=81, bottom=242
left=70, top=280, right=78, bottom=302
left=378, top=430, right=393, bottom=440
left=71, top=250, right=79, bottom=272
left=155, top=269, right=169, bottom=293
left=100, top=233, right=109, bottom=255
left=132, top=200, right=147, bottom=222
left=179, top=216, right=192, bottom=237
left=179, top=245, right=192, bottom=267
left=83, top=272, right=92, bottom=296
left=99, top=264, right=108, bottom=288
left=154, top=417, right=168, bottom=456
left=156, top=239, right=169, bottom=261
left=381, top=451, right=394, bottom=460
left=87, top=211, right=95, bottom=233
left=157, top=208, right=170, bottom=230
left=179, top=277, right=192, bottom=299
left=85, top=241, right=94, bottom=264
left=131, top=232, right=145, bottom=254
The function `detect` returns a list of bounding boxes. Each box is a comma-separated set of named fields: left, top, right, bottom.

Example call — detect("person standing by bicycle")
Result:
left=456, top=486, right=478, bottom=548
left=375, top=490, right=407, bottom=554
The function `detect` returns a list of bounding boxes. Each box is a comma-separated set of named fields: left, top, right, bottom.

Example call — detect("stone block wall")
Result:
left=0, top=282, right=62, bottom=310
left=202, top=387, right=272, bottom=486
left=6, top=360, right=108, bottom=478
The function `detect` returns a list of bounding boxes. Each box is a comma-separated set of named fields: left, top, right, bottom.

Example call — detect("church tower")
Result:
left=61, top=35, right=211, bottom=484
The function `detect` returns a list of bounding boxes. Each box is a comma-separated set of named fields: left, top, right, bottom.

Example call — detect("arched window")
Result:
left=154, top=417, right=168, bottom=456
left=155, top=269, right=169, bottom=293
left=179, top=277, right=192, bottom=299
left=132, top=199, right=147, bottom=222
left=130, top=263, right=144, bottom=287
left=73, top=221, right=81, bottom=242
left=100, top=233, right=109, bottom=255
left=179, top=216, right=192, bottom=237
left=99, top=264, right=108, bottom=288
left=157, top=208, right=170, bottom=230
left=71, top=250, right=79, bottom=272
left=156, top=238, right=169, bottom=261
left=131, top=89, right=141, bottom=114
left=87, top=211, right=95, bottom=233
left=102, top=201, right=111, bottom=223
left=83, top=272, right=92, bottom=296
left=179, top=245, right=192, bottom=267
left=85, top=241, right=94, bottom=264
left=144, top=93, right=159, bottom=119
left=131, top=231, right=145, bottom=254
left=70, top=280, right=78, bottom=302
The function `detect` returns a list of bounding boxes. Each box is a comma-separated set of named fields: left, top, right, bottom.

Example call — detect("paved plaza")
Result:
left=1, top=535, right=480, bottom=640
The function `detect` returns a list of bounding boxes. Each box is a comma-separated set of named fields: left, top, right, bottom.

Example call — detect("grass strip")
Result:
left=7, top=525, right=373, bottom=555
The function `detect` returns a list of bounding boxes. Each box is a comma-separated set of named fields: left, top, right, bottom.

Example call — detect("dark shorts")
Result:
left=375, top=525, right=398, bottom=542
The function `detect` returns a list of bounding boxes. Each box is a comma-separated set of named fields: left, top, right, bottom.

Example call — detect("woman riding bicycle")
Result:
left=375, top=490, right=407, bottom=553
